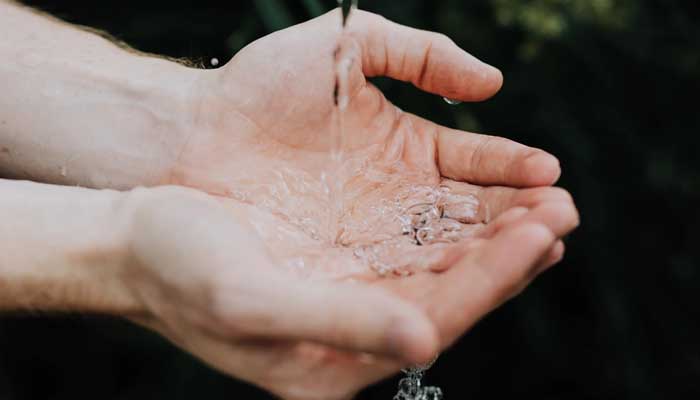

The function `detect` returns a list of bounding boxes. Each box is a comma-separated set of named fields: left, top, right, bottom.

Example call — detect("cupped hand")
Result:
left=122, top=186, right=577, bottom=400
left=139, top=8, right=581, bottom=400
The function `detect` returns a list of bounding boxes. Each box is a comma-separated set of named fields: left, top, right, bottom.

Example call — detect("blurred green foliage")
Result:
left=2, top=1, right=699, bottom=399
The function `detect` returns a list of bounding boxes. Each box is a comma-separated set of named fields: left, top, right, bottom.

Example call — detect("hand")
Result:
left=167, top=9, right=569, bottom=278
left=149, top=10, right=579, bottom=398
left=122, top=186, right=578, bottom=400
left=176, top=9, right=560, bottom=194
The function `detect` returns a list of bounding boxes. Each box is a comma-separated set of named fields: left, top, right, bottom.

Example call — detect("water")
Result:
left=443, top=97, right=462, bottom=105
left=338, top=0, right=358, bottom=28
left=350, top=184, right=480, bottom=277
left=394, top=358, right=443, bottom=400
left=331, top=2, right=450, bottom=397
left=212, top=3, right=479, bottom=395
left=327, top=31, right=355, bottom=245
left=394, top=374, right=443, bottom=400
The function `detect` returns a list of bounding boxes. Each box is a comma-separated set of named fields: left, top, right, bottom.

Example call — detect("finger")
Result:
left=224, top=276, right=440, bottom=366
left=439, top=180, right=573, bottom=223
left=426, top=206, right=529, bottom=273
left=434, top=222, right=558, bottom=343
left=407, top=115, right=561, bottom=187
left=431, top=200, right=574, bottom=275
left=479, top=206, right=529, bottom=236
left=437, top=128, right=561, bottom=187
left=511, top=201, right=580, bottom=238
left=353, top=10, right=503, bottom=101
left=535, top=240, right=565, bottom=273
left=478, top=185, right=574, bottom=219
left=482, top=199, right=579, bottom=239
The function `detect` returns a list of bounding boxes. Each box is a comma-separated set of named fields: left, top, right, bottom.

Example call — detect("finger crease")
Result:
left=416, top=40, right=433, bottom=88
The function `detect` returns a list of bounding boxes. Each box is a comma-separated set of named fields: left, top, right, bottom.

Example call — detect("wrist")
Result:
left=116, top=185, right=212, bottom=315
left=104, top=56, right=208, bottom=188
left=0, top=181, right=145, bottom=316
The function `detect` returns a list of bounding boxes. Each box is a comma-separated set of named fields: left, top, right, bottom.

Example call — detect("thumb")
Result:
left=353, top=10, right=503, bottom=101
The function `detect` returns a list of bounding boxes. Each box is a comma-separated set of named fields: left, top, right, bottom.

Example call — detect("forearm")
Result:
left=0, top=178, right=141, bottom=314
left=0, top=1, right=202, bottom=188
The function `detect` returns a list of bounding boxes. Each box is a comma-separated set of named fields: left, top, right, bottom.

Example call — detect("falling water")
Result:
left=323, top=0, right=360, bottom=244
left=332, top=2, right=448, bottom=398
left=394, top=360, right=443, bottom=400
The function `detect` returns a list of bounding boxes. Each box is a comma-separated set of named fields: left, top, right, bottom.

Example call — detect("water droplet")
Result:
left=443, top=97, right=462, bottom=105
left=210, top=58, right=219, bottom=67
left=398, top=377, right=420, bottom=397
left=421, top=386, right=443, bottom=400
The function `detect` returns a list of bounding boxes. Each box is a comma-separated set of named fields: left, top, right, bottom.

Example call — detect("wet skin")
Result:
left=138, top=9, right=580, bottom=400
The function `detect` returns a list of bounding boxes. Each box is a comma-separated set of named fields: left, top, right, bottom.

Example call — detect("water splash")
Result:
left=350, top=184, right=481, bottom=277
left=443, top=97, right=462, bottom=105
left=394, top=359, right=443, bottom=400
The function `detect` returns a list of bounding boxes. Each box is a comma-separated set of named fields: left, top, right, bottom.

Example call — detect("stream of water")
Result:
left=331, top=2, right=454, bottom=398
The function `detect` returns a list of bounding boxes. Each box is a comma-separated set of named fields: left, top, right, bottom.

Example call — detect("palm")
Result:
left=175, top=11, right=560, bottom=278
left=179, top=196, right=577, bottom=400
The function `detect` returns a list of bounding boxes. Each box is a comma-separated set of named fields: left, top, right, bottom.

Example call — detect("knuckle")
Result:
left=469, top=136, right=497, bottom=177
left=436, top=32, right=454, bottom=46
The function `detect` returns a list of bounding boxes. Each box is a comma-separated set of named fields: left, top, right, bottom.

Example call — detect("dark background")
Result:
left=1, top=0, right=699, bottom=399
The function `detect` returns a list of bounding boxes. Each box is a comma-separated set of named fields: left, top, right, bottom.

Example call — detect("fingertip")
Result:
left=522, top=151, right=562, bottom=186
left=551, top=240, right=566, bottom=264
left=533, top=240, right=566, bottom=277
left=456, top=61, right=504, bottom=102
left=388, top=314, right=440, bottom=366
left=552, top=201, right=580, bottom=232
left=512, top=222, right=557, bottom=250
left=483, top=65, right=504, bottom=99
left=530, top=201, right=580, bottom=238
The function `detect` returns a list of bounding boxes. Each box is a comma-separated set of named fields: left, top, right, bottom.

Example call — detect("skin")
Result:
left=0, top=3, right=579, bottom=400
